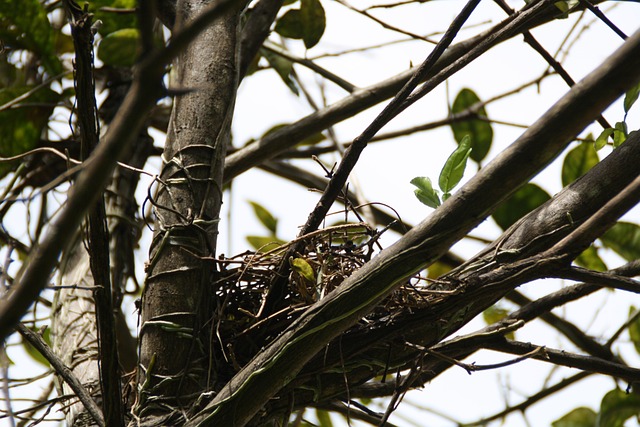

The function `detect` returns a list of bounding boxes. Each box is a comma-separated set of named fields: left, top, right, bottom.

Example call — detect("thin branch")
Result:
left=554, top=266, right=640, bottom=293
left=334, top=0, right=437, bottom=44
left=486, top=338, right=640, bottom=383
left=262, top=42, right=356, bottom=93
left=578, top=0, right=628, bottom=39
left=493, top=0, right=611, bottom=129
left=459, top=371, right=592, bottom=426
left=16, top=324, right=105, bottom=427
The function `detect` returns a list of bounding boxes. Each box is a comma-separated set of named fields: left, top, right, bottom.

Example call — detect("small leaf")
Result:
left=624, top=82, right=640, bottom=114
left=291, top=257, right=315, bottom=283
left=574, top=245, right=607, bottom=272
left=482, top=305, right=514, bottom=339
left=410, top=177, right=441, bottom=209
left=316, top=408, right=334, bottom=427
left=561, top=142, right=599, bottom=187
left=628, top=306, right=640, bottom=355
left=22, top=327, right=51, bottom=367
left=595, top=128, right=614, bottom=151
left=274, top=9, right=305, bottom=39
left=246, top=236, right=286, bottom=252
left=552, top=407, right=596, bottom=427
left=87, top=0, right=138, bottom=37
left=597, top=388, right=640, bottom=427
left=451, top=88, right=493, bottom=162
left=249, top=201, right=278, bottom=234
left=439, top=135, right=472, bottom=193
left=613, top=122, right=627, bottom=148
left=601, top=222, right=640, bottom=261
left=261, top=48, right=299, bottom=95
left=300, top=0, right=326, bottom=49
left=274, top=0, right=326, bottom=49
left=97, top=28, right=140, bottom=67
left=492, top=183, right=551, bottom=230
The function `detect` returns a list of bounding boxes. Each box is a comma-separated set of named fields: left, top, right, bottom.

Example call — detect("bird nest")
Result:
left=210, top=222, right=440, bottom=370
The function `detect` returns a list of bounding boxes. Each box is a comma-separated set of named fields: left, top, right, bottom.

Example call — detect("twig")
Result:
left=493, top=0, right=611, bottom=129
left=263, top=42, right=356, bottom=93
left=486, top=338, right=640, bottom=382
left=459, top=371, right=592, bottom=426
left=16, top=324, right=105, bottom=427
left=578, top=0, right=627, bottom=39
left=334, top=0, right=437, bottom=44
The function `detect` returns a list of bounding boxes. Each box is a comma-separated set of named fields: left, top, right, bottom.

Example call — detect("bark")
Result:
left=136, top=0, right=247, bottom=421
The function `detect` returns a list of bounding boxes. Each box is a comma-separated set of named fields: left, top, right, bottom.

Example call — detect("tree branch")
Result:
left=17, top=324, right=105, bottom=427
left=187, top=25, right=640, bottom=427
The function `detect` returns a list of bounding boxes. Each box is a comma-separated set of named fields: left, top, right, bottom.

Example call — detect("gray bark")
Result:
left=136, top=0, right=247, bottom=421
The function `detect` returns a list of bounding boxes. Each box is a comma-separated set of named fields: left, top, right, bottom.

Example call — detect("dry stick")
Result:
left=0, top=0, right=239, bottom=342
left=64, top=2, right=124, bottom=426
left=486, top=339, right=640, bottom=382
left=17, top=324, right=105, bottom=427
left=578, top=0, right=628, bottom=39
left=263, top=42, right=356, bottom=93
left=335, top=0, right=438, bottom=44
left=260, top=0, right=483, bottom=316
left=459, top=371, right=591, bottom=427
left=494, top=0, right=611, bottom=129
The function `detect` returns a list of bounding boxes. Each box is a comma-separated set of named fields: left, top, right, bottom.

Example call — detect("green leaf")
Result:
left=628, top=306, right=640, bottom=355
left=561, top=142, right=599, bottom=187
left=595, top=128, right=614, bottom=150
left=574, top=246, right=607, bottom=272
left=291, top=257, right=315, bottom=283
left=597, top=388, right=640, bottom=427
left=0, top=0, right=61, bottom=74
left=97, top=28, right=140, bottom=67
left=482, top=305, right=514, bottom=339
left=451, top=88, right=493, bottom=162
left=552, top=407, right=596, bottom=427
left=613, top=122, right=627, bottom=148
left=601, top=222, right=640, bottom=261
left=274, top=0, right=326, bottom=49
left=439, top=135, right=472, bottom=194
left=316, top=408, right=334, bottom=427
left=249, top=201, right=278, bottom=234
left=623, top=82, right=640, bottom=114
left=492, top=183, right=551, bottom=230
left=300, top=0, right=326, bottom=49
left=0, top=86, right=59, bottom=178
left=246, top=236, right=286, bottom=252
left=86, top=0, right=137, bottom=37
left=411, top=176, right=441, bottom=209
left=22, top=327, right=51, bottom=367
left=260, top=48, right=299, bottom=95
left=275, top=9, right=305, bottom=39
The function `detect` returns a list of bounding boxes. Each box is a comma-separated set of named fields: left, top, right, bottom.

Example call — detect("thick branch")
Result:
left=187, top=26, right=640, bottom=427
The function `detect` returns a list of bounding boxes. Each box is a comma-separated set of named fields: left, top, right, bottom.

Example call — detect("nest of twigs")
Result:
left=210, top=222, right=438, bottom=375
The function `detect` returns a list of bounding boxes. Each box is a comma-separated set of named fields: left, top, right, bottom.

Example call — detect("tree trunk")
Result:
left=136, top=0, right=246, bottom=421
